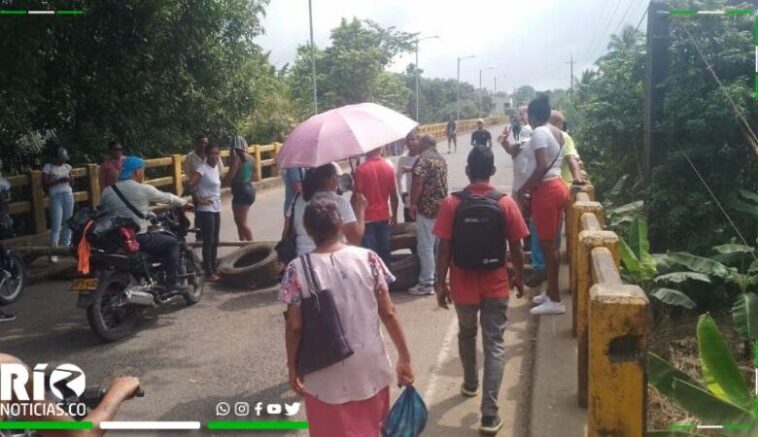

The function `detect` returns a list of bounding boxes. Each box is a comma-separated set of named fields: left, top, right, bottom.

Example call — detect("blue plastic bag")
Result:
left=381, top=385, right=428, bottom=437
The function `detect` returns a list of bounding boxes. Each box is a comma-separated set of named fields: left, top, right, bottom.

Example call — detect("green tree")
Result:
left=0, top=0, right=274, bottom=168
left=512, top=85, right=537, bottom=108
left=287, top=18, right=416, bottom=118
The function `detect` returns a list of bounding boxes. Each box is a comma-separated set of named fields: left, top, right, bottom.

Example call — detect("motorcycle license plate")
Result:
left=71, top=277, right=98, bottom=292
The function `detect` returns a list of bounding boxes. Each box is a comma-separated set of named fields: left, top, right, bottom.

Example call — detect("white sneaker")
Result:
left=408, top=284, right=435, bottom=296
left=532, top=292, right=548, bottom=305
left=530, top=299, right=566, bottom=316
left=50, top=255, right=59, bottom=264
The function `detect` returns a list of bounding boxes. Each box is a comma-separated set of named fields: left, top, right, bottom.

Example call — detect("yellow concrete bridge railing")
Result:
left=566, top=184, right=650, bottom=436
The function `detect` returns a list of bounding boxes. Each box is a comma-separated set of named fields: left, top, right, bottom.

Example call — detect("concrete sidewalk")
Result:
left=529, top=260, right=587, bottom=436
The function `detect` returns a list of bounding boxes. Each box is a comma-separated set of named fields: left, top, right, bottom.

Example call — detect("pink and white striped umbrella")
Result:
left=277, top=103, right=417, bottom=169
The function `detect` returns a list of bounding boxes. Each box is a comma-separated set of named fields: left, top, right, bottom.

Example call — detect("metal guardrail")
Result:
left=566, top=185, right=650, bottom=436
left=4, top=116, right=506, bottom=242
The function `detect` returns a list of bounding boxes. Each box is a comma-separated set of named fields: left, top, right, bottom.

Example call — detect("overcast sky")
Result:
left=257, top=0, right=649, bottom=92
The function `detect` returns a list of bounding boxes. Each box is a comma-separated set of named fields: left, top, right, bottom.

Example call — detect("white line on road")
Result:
left=100, top=422, right=201, bottom=430
left=423, top=316, right=458, bottom=404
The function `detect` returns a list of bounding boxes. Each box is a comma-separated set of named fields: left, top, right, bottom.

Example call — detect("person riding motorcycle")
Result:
left=97, top=156, right=189, bottom=294
left=0, top=158, right=16, bottom=323
left=0, top=353, right=140, bottom=437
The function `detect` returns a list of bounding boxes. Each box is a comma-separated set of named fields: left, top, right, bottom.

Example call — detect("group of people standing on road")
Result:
left=278, top=93, right=587, bottom=436
left=34, top=133, right=259, bottom=284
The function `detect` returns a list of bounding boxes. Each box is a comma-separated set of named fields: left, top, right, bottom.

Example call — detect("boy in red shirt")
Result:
left=354, top=148, right=399, bottom=266
left=433, top=146, right=527, bottom=435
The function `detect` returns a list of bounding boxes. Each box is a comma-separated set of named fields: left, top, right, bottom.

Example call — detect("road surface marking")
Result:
left=423, top=316, right=458, bottom=404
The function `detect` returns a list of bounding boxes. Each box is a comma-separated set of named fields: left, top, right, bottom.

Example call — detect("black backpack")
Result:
left=451, top=189, right=507, bottom=270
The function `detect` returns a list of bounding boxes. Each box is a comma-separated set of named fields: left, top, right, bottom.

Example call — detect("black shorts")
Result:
left=231, top=182, right=256, bottom=206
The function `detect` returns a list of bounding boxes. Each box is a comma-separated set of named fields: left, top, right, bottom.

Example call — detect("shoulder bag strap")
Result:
left=299, top=255, right=315, bottom=295
left=111, top=184, right=146, bottom=220
left=286, top=193, right=300, bottom=237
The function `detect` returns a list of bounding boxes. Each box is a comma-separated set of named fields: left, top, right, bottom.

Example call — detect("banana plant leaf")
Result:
left=628, top=217, right=657, bottom=278
left=668, top=252, right=730, bottom=280
left=733, top=293, right=758, bottom=340
left=655, top=272, right=711, bottom=284
left=738, top=190, right=758, bottom=204
left=697, top=315, right=753, bottom=410
left=620, top=236, right=642, bottom=277
left=651, top=288, right=696, bottom=309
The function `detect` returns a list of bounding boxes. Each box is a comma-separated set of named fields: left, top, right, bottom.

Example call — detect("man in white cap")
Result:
left=471, top=119, right=492, bottom=148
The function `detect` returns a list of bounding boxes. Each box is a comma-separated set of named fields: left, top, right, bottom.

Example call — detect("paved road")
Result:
left=2, top=124, right=536, bottom=436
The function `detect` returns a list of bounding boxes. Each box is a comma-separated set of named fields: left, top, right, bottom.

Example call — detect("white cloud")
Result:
left=257, top=0, right=649, bottom=91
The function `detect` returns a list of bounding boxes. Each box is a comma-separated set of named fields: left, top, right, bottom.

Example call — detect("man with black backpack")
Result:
left=432, top=146, right=528, bottom=435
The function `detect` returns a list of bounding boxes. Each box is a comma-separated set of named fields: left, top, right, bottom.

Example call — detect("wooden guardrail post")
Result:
left=569, top=196, right=604, bottom=298
left=87, top=164, right=101, bottom=208
left=576, top=223, right=619, bottom=408
left=253, top=145, right=262, bottom=182
left=588, top=247, right=648, bottom=437
left=172, top=154, right=184, bottom=196
left=30, top=170, right=47, bottom=235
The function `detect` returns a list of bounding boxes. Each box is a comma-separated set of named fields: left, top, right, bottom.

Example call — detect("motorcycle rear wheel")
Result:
left=0, top=251, right=26, bottom=305
left=87, top=271, right=138, bottom=342
left=181, top=248, right=204, bottom=305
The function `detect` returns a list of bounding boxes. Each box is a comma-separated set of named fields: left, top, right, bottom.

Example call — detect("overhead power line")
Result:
left=585, top=0, right=624, bottom=63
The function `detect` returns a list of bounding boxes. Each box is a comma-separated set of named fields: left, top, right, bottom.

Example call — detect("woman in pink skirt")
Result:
left=281, top=198, right=415, bottom=437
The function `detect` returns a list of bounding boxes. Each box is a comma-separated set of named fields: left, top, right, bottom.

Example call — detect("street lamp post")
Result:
left=456, top=55, right=475, bottom=122
left=414, top=35, right=439, bottom=122
left=308, top=0, right=317, bottom=114
left=479, top=67, right=493, bottom=117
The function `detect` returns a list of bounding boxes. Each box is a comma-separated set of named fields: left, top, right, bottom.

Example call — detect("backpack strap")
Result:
left=486, top=190, right=506, bottom=202
left=451, top=189, right=471, bottom=201
left=111, top=183, right=146, bottom=220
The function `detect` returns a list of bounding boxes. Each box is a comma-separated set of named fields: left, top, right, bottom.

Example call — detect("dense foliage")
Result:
left=572, top=0, right=758, bottom=253
left=0, top=0, right=282, bottom=168
left=286, top=18, right=493, bottom=123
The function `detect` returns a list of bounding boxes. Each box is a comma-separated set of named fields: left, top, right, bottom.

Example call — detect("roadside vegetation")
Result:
left=562, top=0, right=758, bottom=434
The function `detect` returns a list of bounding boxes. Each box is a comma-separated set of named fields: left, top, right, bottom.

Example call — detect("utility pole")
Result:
left=308, top=0, right=318, bottom=114
left=567, top=51, right=575, bottom=94
left=414, top=35, right=439, bottom=122
left=415, top=41, right=420, bottom=121
left=645, top=0, right=670, bottom=251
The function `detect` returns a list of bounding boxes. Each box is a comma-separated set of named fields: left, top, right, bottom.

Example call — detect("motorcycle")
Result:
left=69, top=207, right=204, bottom=342
left=0, top=180, right=26, bottom=306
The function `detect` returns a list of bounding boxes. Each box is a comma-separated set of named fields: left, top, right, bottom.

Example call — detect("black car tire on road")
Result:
left=391, top=222, right=416, bottom=236
left=218, top=241, right=281, bottom=289
left=389, top=253, right=420, bottom=292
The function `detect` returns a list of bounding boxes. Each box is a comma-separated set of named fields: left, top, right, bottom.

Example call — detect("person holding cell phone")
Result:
left=42, top=147, right=75, bottom=263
